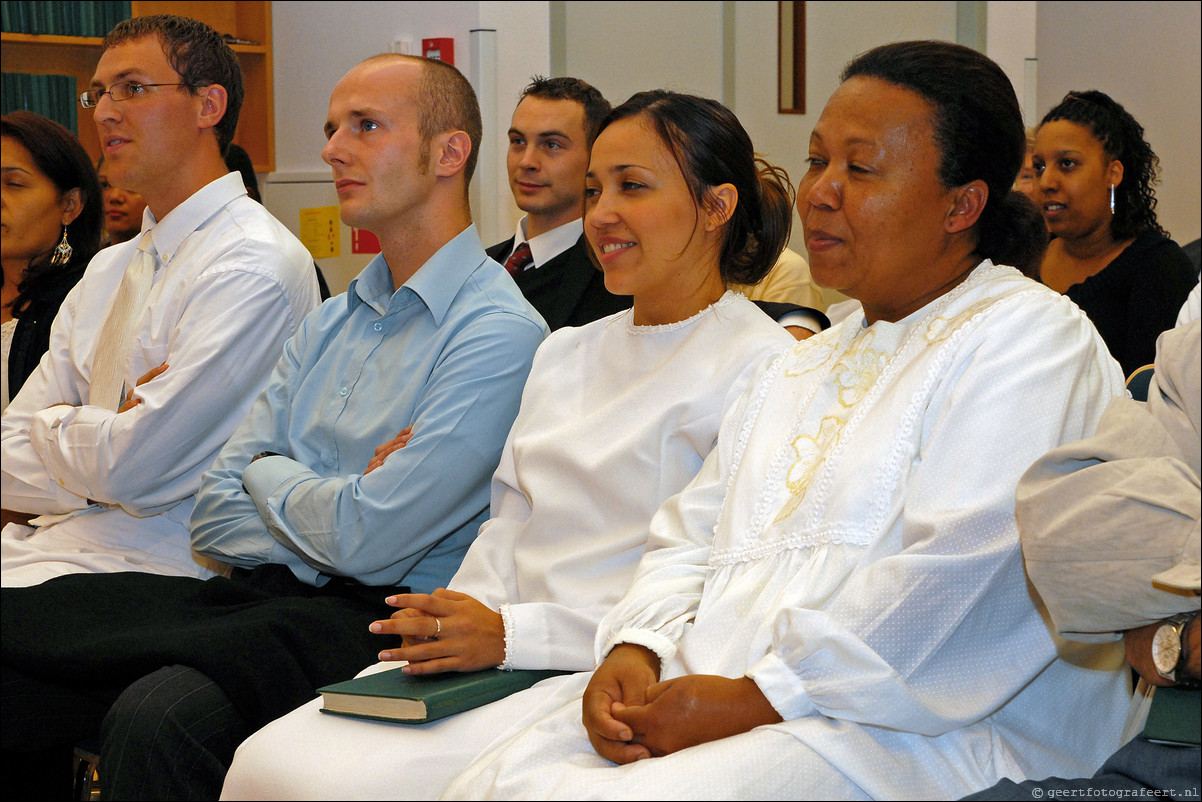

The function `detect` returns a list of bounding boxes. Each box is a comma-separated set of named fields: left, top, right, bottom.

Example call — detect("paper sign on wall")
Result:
left=352, top=228, right=382, bottom=255
left=299, top=206, right=340, bottom=259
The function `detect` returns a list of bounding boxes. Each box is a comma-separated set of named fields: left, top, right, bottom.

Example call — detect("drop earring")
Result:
left=50, top=225, right=73, bottom=266
left=1109, top=184, right=1116, bottom=215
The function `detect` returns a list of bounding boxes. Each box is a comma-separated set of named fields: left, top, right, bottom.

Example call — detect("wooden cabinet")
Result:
left=1, top=1, right=275, bottom=172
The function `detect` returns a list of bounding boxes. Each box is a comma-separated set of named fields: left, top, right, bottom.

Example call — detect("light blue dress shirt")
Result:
left=190, top=225, right=547, bottom=591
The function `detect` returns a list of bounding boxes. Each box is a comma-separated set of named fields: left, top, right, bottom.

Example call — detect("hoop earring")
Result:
left=1109, top=184, right=1116, bottom=215
left=50, top=225, right=73, bottom=266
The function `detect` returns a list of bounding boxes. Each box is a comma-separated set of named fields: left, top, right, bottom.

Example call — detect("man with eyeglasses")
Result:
left=0, top=15, right=318, bottom=586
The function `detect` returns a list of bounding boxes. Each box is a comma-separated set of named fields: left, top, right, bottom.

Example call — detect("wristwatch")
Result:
left=1152, top=612, right=1198, bottom=687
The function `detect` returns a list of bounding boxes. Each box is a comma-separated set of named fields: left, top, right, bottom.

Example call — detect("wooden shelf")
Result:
left=1, top=1, right=275, bottom=172
left=1, top=32, right=106, bottom=46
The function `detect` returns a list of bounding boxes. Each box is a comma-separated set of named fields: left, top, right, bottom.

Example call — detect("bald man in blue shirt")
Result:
left=1, top=52, right=545, bottom=800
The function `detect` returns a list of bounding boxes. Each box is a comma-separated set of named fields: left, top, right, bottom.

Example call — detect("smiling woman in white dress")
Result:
left=220, top=91, right=799, bottom=799
left=442, top=40, right=1133, bottom=801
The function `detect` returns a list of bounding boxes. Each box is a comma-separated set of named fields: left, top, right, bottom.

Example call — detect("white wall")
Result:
left=986, top=0, right=1038, bottom=124
left=560, top=1, right=727, bottom=103
left=731, top=1, right=959, bottom=305
left=270, top=1, right=482, bottom=178
left=479, top=1, right=553, bottom=241
left=1035, top=0, right=1201, bottom=245
left=265, top=0, right=1201, bottom=295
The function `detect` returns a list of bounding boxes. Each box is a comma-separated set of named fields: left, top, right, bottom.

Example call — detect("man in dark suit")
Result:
left=489, top=76, right=631, bottom=330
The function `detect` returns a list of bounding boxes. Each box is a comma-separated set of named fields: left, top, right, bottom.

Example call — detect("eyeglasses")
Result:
left=79, top=80, right=193, bottom=109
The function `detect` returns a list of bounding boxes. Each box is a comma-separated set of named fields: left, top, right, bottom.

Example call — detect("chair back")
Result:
left=1125, top=364, right=1155, bottom=402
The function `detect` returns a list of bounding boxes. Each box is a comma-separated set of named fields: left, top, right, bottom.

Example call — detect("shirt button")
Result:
left=373, top=322, right=383, bottom=332
left=339, top=387, right=349, bottom=397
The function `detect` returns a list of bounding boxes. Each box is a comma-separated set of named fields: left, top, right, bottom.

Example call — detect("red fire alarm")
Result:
left=351, top=228, right=381, bottom=255
left=422, top=37, right=454, bottom=65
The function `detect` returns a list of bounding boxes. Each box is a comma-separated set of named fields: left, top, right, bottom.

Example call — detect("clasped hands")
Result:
left=370, top=588, right=505, bottom=674
left=582, top=643, right=782, bottom=765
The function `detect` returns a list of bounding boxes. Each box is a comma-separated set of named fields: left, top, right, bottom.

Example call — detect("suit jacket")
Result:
left=488, top=234, right=631, bottom=331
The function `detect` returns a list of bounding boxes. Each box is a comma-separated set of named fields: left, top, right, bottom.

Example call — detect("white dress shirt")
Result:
left=1, top=172, right=319, bottom=585
left=503, top=216, right=583, bottom=270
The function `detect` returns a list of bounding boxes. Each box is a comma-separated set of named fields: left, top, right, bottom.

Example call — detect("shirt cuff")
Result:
left=240, top=454, right=298, bottom=508
left=747, top=650, right=817, bottom=721
left=28, top=405, right=101, bottom=507
left=237, top=455, right=324, bottom=586
left=600, top=627, right=679, bottom=670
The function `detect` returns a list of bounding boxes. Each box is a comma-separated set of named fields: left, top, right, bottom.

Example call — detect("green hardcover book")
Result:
left=1142, top=685, right=1201, bottom=746
left=318, top=666, right=572, bottom=724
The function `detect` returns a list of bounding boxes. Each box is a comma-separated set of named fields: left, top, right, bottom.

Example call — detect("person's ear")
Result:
left=945, top=179, right=988, bottom=234
left=60, top=187, right=84, bottom=226
left=196, top=84, right=229, bottom=132
left=434, top=131, right=472, bottom=178
left=703, top=183, right=738, bottom=232
left=1107, top=159, right=1124, bottom=189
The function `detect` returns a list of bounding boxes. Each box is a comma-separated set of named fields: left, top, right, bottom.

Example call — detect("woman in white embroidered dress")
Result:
left=442, top=41, right=1133, bottom=801
left=220, top=92, right=797, bottom=799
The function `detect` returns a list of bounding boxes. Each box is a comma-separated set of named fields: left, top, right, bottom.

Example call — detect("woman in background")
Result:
left=96, top=153, right=147, bottom=246
left=1014, top=127, right=1040, bottom=208
left=1, top=111, right=102, bottom=412
left=1034, top=90, right=1195, bottom=375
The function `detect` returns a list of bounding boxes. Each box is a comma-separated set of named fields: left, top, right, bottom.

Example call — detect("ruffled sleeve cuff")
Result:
left=498, top=603, right=516, bottom=671
left=748, top=650, right=817, bottom=721
left=600, top=627, right=678, bottom=670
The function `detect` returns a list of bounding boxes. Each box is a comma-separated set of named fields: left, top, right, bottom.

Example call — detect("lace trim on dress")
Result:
left=624, top=290, right=741, bottom=335
left=710, top=523, right=872, bottom=566
left=498, top=603, right=516, bottom=671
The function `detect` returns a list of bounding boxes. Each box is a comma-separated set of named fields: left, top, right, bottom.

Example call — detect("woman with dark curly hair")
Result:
left=1033, top=90, right=1195, bottom=375
left=1, top=111, right=102, bottom=412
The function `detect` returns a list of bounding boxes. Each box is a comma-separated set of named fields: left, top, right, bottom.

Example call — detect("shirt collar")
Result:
left=141, top=172, right=247, bottom=263
left=347, top=224, right=488, bottom=325
left=513, top=216, right=583, bottom=268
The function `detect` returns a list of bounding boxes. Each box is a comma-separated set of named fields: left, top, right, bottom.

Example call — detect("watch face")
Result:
left=1153, top=623, right=1181, bottom=675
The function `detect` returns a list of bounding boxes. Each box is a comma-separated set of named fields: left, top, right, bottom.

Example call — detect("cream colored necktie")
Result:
left=90, top=231, right=155, bottom=410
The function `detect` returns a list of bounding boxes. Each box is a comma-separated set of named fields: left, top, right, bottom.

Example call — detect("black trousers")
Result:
left=1, top=565, right=404, bottom=800
left=3, top=662, right=246, bottom=800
